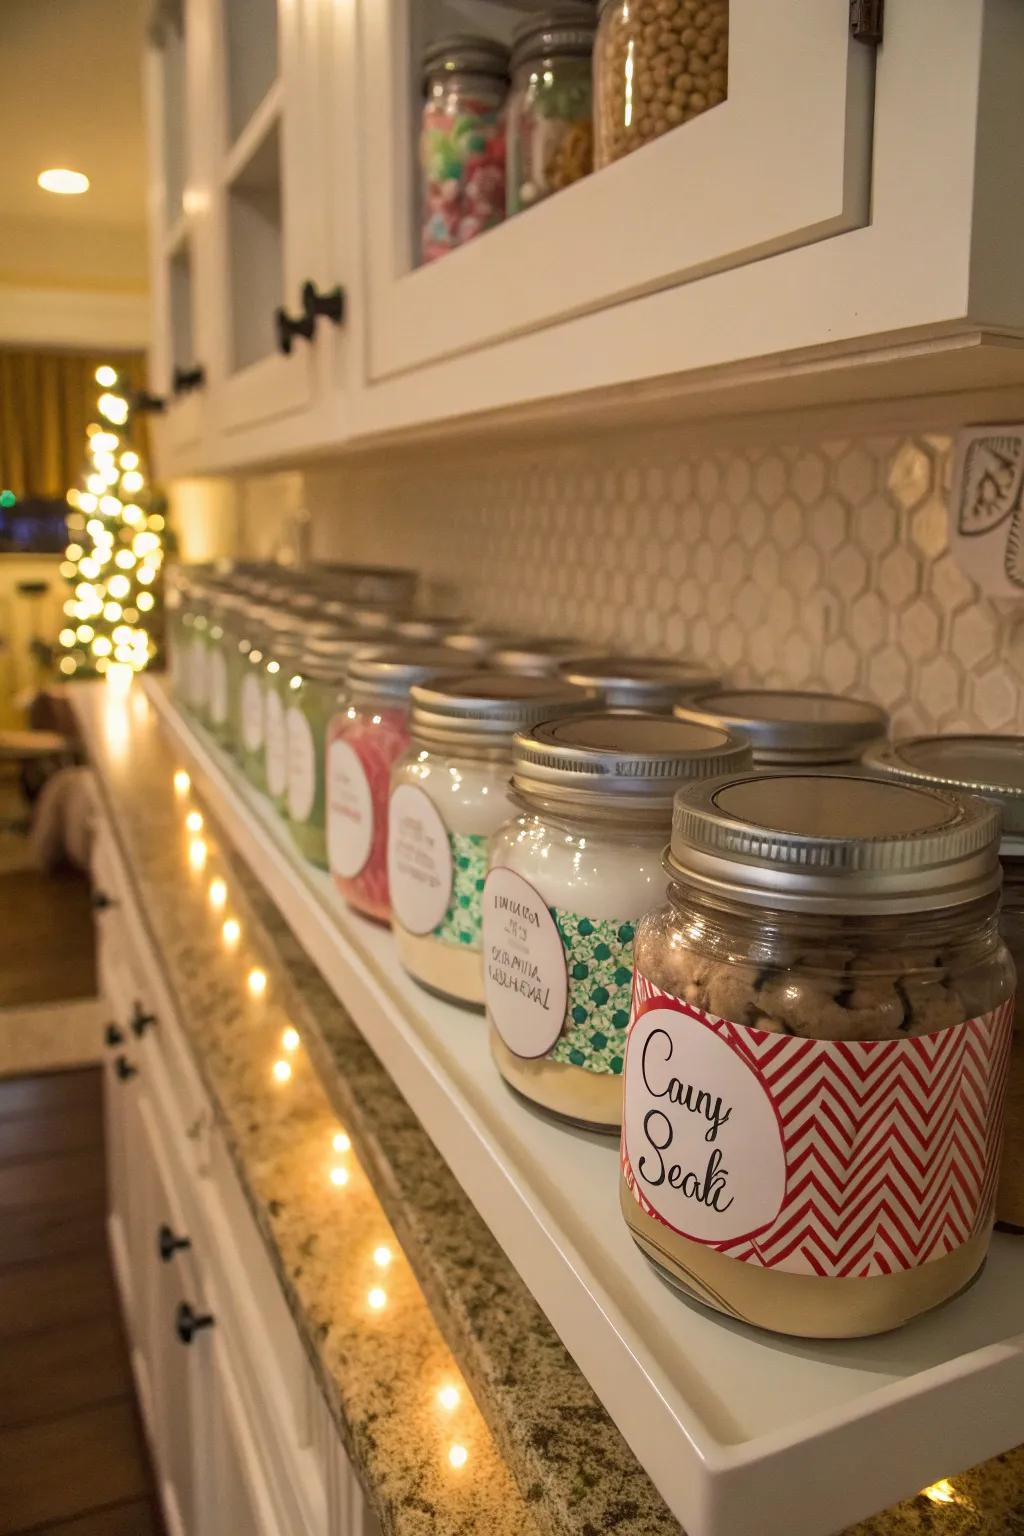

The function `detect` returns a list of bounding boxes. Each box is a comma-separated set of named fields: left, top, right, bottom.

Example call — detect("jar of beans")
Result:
left=594, top=0, right=728, bottom=168
left=420, top=36, right=510, bottom=264
left=507, top=7, right=596, bottom=217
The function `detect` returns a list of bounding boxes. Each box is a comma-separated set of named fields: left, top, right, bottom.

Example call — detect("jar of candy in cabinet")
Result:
left=420, top=36, right=510, bottom=263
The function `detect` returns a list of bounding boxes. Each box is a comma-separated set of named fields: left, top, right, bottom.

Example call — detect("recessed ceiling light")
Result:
left=38, top=168, right=89, bottom=196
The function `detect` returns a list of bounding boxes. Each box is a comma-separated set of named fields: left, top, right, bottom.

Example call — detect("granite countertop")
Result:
left=76, top=680, right=1024, bottom=1536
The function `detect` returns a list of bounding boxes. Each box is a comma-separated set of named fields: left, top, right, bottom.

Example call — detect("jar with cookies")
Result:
left=507, top=7, right=596, bottom=216
left=594, top=0, right=729, bottom=168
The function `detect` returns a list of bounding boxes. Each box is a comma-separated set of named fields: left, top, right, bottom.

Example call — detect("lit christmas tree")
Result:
left=59, top=365, right=169, bottom=680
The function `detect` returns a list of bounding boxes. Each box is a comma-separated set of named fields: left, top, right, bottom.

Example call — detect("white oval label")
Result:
left=483, top=867, right=568, bottom=1058
left=286, top=707, right=316, bottom=824
left=208, top=649, right=228, bottom=726
left=327, top=738, right=374, bottom=879
left=241, top=672, right=263, bottom=753
left=264, top=688, right=286, bottom=799
left=388, top=783, right=453, bottom=935
left=623, top=1003, right=787, bottom=1244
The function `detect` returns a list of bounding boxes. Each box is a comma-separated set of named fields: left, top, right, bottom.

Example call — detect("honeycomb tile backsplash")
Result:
left=297, top=425, right=1024, bottom=737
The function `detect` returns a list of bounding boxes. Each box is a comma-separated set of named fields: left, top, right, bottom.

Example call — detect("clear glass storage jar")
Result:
left=594, top=0, right=728, bottom=168
left=507, top=7, right=596, bottom=217
left=421, top=36, right=510, bottom=264
left=491, top=637, right=592, bottom=675
left=866, top=734, right=1024, bottom=1234
left=560, top=653, right=721, bottom=711
left=317, top=563, right=418, bottom=613
left=326, top=647, right=468, bottom=924
left=675, top=687, right=889, bottom=765
left=484, top=713, right=751, bottom=1131
left=238, top=609, right=273, bottom=790
left=285, top=632, right=382, bottom=870
left=261, top=619, right=306, bottom=812
left=393, top=613, right=469, bottom=643
left=389, top=671, right=594, bottom=1008
left=181, top=577, right=211, bottom=719
left=623, top=773, right=1013, bottom=1338
left=204, top=589, right=243, bottom=748
left=442, top=629, right=534, bottom=660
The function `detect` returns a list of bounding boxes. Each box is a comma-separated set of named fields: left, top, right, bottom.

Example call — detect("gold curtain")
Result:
left=0, top=349, right=151, bottom=501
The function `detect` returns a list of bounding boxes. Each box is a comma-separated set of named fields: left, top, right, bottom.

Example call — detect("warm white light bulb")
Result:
left=438, top=1385, right=460, bottom=1412
left=185, top=810, right=203, bottom=832
left=188, top=838, right=207, bottom=872
left=367, top=1287, right=387, bottom=1311
left=208, top=877, right=227, bottom=909
left=95, top=365, right=117, bottom=387
left=222, top=918, right=241, bottom=947
left=448, top=1444, right=468, bottom=1470
left=281, top=1026, right=299, bottom=1051
left=247, top=968, right=267, bottom=998
left=173, top=769, right=190, bottom=795
left=272, top=1059, right=292, bottom=1084
left=373, top=1246, right=392, bottom=1270
left=330, top=1166, right=349, bottom=1187
left=38, top=167, right=89, bottom=195
left=332, top=1132, right=351, bottom=1154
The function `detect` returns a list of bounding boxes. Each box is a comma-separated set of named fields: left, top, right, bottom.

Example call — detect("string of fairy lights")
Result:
left=170, top=765, right=472, bottom=1478
left=60, top=364, right=165, bottom=680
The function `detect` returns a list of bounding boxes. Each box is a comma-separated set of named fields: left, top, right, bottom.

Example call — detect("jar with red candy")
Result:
left=420, top=35, right=510, bottom=264
left=326, top=646, right=468, bottom=924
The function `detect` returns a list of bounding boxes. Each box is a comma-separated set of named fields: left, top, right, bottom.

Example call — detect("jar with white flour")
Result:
left=389, top=671, right=594, bottom=1008
left=483, top=713, right=751, bottom=1131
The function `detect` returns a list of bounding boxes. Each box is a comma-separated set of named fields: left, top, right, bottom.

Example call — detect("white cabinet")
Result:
left=145, top=0, right=1024, bottom=476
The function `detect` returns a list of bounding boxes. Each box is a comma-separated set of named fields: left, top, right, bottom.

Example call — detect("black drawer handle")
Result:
left=274, top=304, right=315, bottom=355
left=131, top=1003, right=157, bottom=1038
left=158, top=1224, right=192, bottom=1263
left=92, top=890, right=117, bottom=911
left=104, top=1023, right=124, bottom=1048
left=115, top=1055, right=138, bottom=1082
left=301, top=280, right=345, bottom=329
left=176, top=1302, right=214, bottom=1344
left=172, top=364, right=205, bottom=395
left=130, top=389, right=166, bottom=414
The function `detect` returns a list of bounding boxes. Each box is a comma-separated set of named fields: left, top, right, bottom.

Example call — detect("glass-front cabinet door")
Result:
left=359, top=0, right=876, bottom=382
left=208, top=0, right=321, bottom=434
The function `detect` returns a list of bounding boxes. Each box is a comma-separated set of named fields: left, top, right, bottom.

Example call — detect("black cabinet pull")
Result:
left=92, top=890, right=116, bottom=911
left=104, top=1023, right=124, bottom=1048
left=115, top=1055, right=138, bottom=1082
left=130, top=1003, right=157, bottom=1038
left=176, top=1301, right=214, bottom=1344
left=158, top=1224, right=192, bottom=1263
left=274, top=304, right=315, bottom=356
left=172, top=365, right=205, bottom=395
left=301, top=280, right=345, bottom=329
left=130, top=389, right=166, bottom=414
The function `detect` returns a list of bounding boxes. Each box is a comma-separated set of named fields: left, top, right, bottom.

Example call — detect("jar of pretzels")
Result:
left=594, top=0, right=728, bottom=168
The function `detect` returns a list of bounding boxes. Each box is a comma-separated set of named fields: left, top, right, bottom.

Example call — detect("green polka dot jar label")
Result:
left=551, top=909, right=634, bottom=1076
left=433, top=832, right=488, bottom=948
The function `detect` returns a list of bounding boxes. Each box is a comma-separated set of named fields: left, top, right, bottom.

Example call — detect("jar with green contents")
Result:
left=507, top=6, right=596, bottom=216
left=261, top=619, right=305, bottom=811
left=226, top=600, right=265, bottom=765
left=483, top=713, right=752, bottom=1130
left=389, top=671, right=594, bottom=1008
left=204, top=589, right=243, bottom=748
left=286, top=633, right=386, bottom=868
left=238, top=611, right=272, bottom=790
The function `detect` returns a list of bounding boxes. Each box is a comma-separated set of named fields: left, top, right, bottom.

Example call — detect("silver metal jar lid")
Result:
left=442, top=628, right=531, bottom=657
left=346, top=645, right=467, bottom=702
left=410, top=671, right=594, bottom=749
left=510, top=6, right=597, bottom=71
left=675, top=688, right=889, bottom=764
left=317, top=564, right=417, bottom=608
left=423, top=34, right=510, bottom=83
left=865, top=735, right=1024, bottom=852
left=669, top=772, right=1002, bottom=914
left=560, top=654, right=722, bottom=711
left=513, top=713, right=753, bottom=810
left=492, top=637, right=593, bottom=675
left=393, top=614, right=468, bottom=643
left=298, top=631, right=385, bottom=683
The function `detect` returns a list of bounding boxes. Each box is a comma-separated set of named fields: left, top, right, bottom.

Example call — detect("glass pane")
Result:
left=162, top=18, right=187, bottom=217
left=226, top=124, right=283, bottom=371
left=170, top=246, right=195, bottom=371
left=224, top=0, right=279, bottom=144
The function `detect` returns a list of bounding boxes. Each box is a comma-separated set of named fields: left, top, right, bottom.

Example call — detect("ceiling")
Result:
left=0, top=0, right=149, bottom=292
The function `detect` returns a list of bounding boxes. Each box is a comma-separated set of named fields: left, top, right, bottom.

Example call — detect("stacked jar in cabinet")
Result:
left=507, top=7, right=596, bottom=216
left=420, top=37, right=509, bottom=263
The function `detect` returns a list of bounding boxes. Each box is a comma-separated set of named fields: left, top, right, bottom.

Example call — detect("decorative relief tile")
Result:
left=303, top=428, right=1024, bottom=737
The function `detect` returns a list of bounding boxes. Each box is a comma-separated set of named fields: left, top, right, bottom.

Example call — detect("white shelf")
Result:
left=137, top=677, right=1024, bottom=1536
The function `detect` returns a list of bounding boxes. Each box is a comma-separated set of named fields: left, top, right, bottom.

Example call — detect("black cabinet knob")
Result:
left=172, top=365, right=205, bottom=395
left=130, top=1003, right=157, bottom=1038
left=130, top=389, right=166, bottom=414
left=158, top=1223, right=192, bottom=1263
left=104, top=1023, right=124, bottom=1048
left=92, top=890, right=116, bottom=911
left=274, top=304, right=315, bottom=356
left=301, top=280, right=345, bottom=329
left=176, top=1301, right=214, bottom=1344
left=115, top=1055, right=138, bottom=1082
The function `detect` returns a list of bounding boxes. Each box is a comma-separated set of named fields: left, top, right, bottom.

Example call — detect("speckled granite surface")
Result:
left=76, top=681, right=1024, bottom=1536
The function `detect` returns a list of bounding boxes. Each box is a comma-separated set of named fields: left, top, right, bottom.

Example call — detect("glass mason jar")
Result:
left=181, top=580, right=211, bottom=719
left=317, top=563, right=419, bottom=613
left=238, top=610, right=273, bottom=789
left=623, top=772, right=1013, bottom=1338
left=442, top=629, right=534, bottom=661
left=285, top=632, right=382, bottom=869
left=484, top=714, right=751, bottom=1131
left=166, top=564, right=192, bottom=703
left=226, top=600, right=265, bottom=764
left=560, top=654, right=721, bottom=711
left=326, top=647, right=468, bottom=924
left=594, top=0, right=729, bottom=168
left=490, top=637, right=593, bottom=675
left=865, top=734, right=1024, bottom=1234
left=420, top=36, right=510, bottom=264
left=393, top=613, right=469, bottom=644
left=204, top=589, right=243, bottom=748
left=262, top=621, right=306, bottom=812
left=389, top=672, right=594, bottom=1008
left=507, top=8, right=596, bottom=217
left=675, top=688, right=889, bottom=766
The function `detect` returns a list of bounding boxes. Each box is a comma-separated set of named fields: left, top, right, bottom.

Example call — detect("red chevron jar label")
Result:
left=622, top=972, right=1014, bottom=1277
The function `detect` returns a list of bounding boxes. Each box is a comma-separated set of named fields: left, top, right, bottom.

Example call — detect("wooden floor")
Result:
left=0, top=1068, right=166, bottom=1536
left=0, top=869, right=97, bottom=1009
